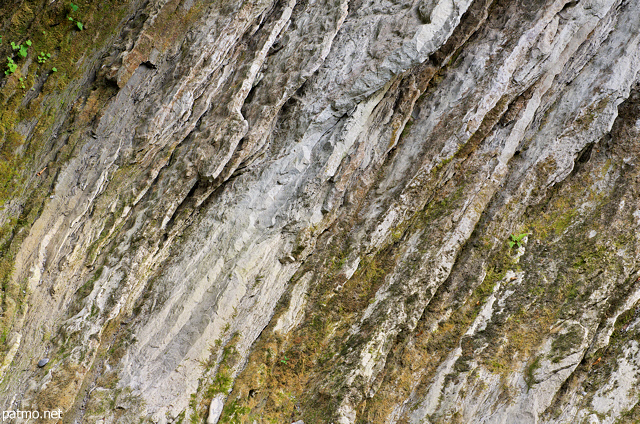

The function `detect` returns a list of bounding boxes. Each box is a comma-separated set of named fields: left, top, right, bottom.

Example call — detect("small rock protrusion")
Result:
left=417, top=0, right=436, bottom=24
left=37, top=358, right=49, bottom=368
left=279, top=255, right=296, bottom=264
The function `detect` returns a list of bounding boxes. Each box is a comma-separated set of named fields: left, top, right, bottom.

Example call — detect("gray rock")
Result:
left=1, top=0, right=640, bottom=423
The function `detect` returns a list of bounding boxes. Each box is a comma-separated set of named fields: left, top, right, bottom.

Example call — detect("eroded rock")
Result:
left=0, top=0, right=639, bottom=423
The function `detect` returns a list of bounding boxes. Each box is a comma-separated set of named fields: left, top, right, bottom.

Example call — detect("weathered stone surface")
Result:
left=0, top=0, right=639, bottom=422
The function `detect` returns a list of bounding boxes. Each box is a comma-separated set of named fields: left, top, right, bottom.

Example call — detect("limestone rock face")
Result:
left=1, top=0, right=640, bottom=422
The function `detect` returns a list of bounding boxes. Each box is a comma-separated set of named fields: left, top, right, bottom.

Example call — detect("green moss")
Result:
left=175, top=410, right=186, bottom=424
left=178, top=333, right=244, bottom=423
left=549, top=325, right=582, bottom=363
left=0, top=0, right=140, bottom=365
left=208, top=223, right=397, bottom=423
left=616, top=402, right=640, bottom=423
left=219, top=399, right=251, bottom=424
left=552, top=209, right=578, bottom=235
left=89, top=303, right=99, bottom=317
left=525, top=356, right=540, bottom=389
left=614, top=308, right=637, bottom=332
left=418, top=183, right=466, bottom=225
left=79, top=266, right=102, bottom=298
left=398, top=118, right=414, bottom=142
left=189, top=393, right=199, bottom=424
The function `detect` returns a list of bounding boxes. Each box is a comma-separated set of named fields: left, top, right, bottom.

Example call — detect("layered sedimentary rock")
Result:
left=1, top=0, right=639, bottom=422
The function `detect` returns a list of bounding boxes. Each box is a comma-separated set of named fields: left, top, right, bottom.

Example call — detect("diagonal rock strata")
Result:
left=0, top=0, right=639, bottom=423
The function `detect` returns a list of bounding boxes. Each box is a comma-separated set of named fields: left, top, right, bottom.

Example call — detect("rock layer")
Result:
left=0, top=0, right=639, bottom=423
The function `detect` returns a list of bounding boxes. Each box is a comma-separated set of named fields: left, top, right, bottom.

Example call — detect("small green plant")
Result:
left=280, top=355, right=289, bottom=365
left=68, top=3, right=84, bottom=30
left=5, top=57, right=18, bottom=75
left=52, top=67, right=58, bottom=72
left=10, top=40, right=31, bottom=58
left=18, top=77, right=25, bottom=89
left=37, top=52, right=51, bottom=64
left=508, top=233, right=529, bottom=249
left=21, top=40, right=31, bottom=57
left=19, top=40, right=31, bottom=58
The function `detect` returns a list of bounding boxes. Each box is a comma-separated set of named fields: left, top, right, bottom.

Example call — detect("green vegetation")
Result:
left=67, top=3, right=84, bottom=31
left=37, top=52, right=51, bottom=64
left=206, top=334, right=240, bottom=397
left=219, top=400, right=250, bottom=424
left=11, top=40, right=32, bottom=58
left=0, top=0, right=215, bottom=419
left=508, top=232, right=528, bottom=249
left=549, top=325, right=582, bottom=363
left=0, top=0, right=136, bottom=375
left=186, top=333, right=245, bottom=423
left=0, top=0, right=124, bottom=84
left=20, top=40, right=31, bottom=58
left=4, top=57, right=17, bottom=76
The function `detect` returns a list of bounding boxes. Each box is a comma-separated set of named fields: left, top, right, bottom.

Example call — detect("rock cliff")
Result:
left=1, top=0, right=639, bottom=422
